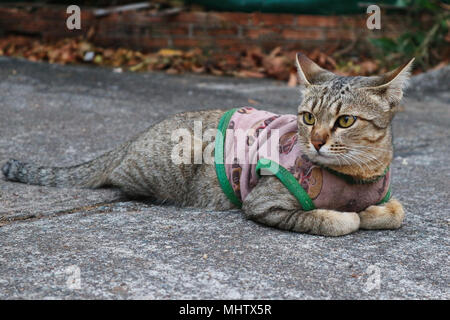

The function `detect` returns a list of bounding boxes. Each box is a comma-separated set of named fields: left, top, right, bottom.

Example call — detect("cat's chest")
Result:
left=221, top=107, right=390, bottom=212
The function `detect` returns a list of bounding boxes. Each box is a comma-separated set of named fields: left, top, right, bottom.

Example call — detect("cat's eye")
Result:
left=336, top=115, right=357, bottom=128
left=303, top=112, right=315, bottom=125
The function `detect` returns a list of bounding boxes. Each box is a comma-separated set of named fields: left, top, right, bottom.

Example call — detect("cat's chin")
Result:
left=311, top=152, right=391, bottom=180
left=307, top=153, right=340, bottom=166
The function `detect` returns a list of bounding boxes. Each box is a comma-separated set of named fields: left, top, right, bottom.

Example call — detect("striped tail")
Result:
left=2, top=143, right=130, bottom=188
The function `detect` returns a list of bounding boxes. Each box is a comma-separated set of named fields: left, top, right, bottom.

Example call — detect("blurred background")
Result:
left=0, top=0, right=448, bottom=85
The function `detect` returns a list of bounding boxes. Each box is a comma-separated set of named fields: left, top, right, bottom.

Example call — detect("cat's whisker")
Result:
left=331, top=144, right=389, bottom=153
left=329, top=144, right=386, bottom=168
left=348, top=145, right=392, bottom=152
left=343, top=153, right=371, bottom=171
left=336, top=154, right=353, bottom=168
left=337, top=153, right=366, bottom=172
left=349, top=154, right=383, bottom=169
left=349, top=149, right=385, bottom=167
left=342, top=154, right=364, bottom=171
left=334, top=154, right=343, bottom=167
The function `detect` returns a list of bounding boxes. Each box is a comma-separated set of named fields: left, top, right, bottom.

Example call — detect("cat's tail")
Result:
left=2, top=142, right=130, bottom=188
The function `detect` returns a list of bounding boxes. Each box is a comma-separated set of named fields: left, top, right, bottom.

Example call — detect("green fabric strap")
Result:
left=256, top=158, right=316, bottom=211
left=376, top=186, right=391, bottom=205
left=214, top=108, right=387, bottom=211
left=322, top=165, right=390, bottom=185
left=214, top=108, right=242, bottom=208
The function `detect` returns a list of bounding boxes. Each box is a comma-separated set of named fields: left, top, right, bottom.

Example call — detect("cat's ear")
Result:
left=361, top=58, right=415, bottom=110
left=295, top=53, right=335, bottom=87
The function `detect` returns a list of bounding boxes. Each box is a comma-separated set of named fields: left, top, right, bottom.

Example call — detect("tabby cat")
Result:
left=2, top=53, right=413, bottom=236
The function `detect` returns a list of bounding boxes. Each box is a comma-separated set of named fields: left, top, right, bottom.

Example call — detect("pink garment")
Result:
left=223, top=107, right=390, bottom=212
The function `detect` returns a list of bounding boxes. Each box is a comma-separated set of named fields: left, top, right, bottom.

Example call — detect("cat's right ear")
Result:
left=295, top=53, right=335, bottom=88
left=358, top=58, right=414, bottom=112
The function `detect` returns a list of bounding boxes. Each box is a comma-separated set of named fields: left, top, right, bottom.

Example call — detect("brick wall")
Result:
left=0, top=5, right=407, bottom=53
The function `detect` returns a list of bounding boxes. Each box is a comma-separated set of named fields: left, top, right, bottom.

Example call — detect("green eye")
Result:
left=303, top=112, right=315, bottom=125
left=337, top=115, right=357, bottom=128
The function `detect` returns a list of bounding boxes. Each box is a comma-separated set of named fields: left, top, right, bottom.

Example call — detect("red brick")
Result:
left=171, top=38, right=209, bottom=48
left=194, top=26, right=239, bottom=38
left=360, top=30, right=402, bottom=39
left=296, top=15, right=339, bottom=27
left=214, top=40, right=248, bottom=51
left=148, top=26, right=189, bottom=37
left=282, top=28, right=324, bottom=40
left=0, top=6, right=406, bottom=55
left=96, top=22, right=129, bottom=35
left=211, top=12, right=252, bottom=25
left=7, top=19, right=52, bottom=34
left=80, top=10, right=95, bottom=21
left=214, top=38, right=242, bottom=47
left=256, top=39, right=318, bottom=52
left=279, top=40, right=322, bottom=51
left=36, top=7, right=66, bottom=19
left=246, top=28, right=280, bottom=39
left=251, top=12, right=296, bottom=26
left=43, top=29, right=85, bottom=40
left=0, top=10, right=34, bottom=24
left=105, top=11, right=170, bottom=25
left=339, top=16, right=366, bottom=28
left=325, top=29, right=357, bottom=40
left=170, top=12, right=208, bottom=24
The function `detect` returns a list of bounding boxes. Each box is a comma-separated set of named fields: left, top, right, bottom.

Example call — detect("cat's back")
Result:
left=108, top=108, right=228, bottom=204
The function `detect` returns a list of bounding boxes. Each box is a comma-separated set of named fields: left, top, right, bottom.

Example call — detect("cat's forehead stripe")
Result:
left=326, top=95, right=342, bottom=109
left=335, top=101, right=342, bottom=115
left=312, top=96, right=324, bottom=112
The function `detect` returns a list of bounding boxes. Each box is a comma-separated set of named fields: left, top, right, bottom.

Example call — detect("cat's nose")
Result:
left=312, top=140, right=325, bottom=151
left=311, top=129, right=329, bottom=152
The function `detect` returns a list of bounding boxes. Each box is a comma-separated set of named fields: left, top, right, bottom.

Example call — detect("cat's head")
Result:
left=295, top=53, right=414, bottom=179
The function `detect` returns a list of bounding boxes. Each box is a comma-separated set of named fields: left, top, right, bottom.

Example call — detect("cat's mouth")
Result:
left=303, top=142, right=351, bottom=166
left=313, top=154, right=338, bottom=165
left=308, top=148, right=345, bottom=166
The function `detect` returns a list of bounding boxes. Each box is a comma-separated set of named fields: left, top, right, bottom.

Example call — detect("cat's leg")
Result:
left=245, top=207, right=361, bottom=237
left=358, top=198, right=405, bottom=230
left=242, top=176, right=360, bottom=236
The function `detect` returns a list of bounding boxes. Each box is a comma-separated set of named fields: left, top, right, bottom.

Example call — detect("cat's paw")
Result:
left=304, top=209, right=360, bottom=237
left=359, top=198, right=405, bottom=230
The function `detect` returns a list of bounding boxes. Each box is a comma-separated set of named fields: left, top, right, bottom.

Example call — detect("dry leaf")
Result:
left=158, top=48, right=183, bottom=57
left=287, top=72, right=298, bottom=87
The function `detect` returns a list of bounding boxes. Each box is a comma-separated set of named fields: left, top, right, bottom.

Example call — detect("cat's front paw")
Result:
left=359, top=198, right=405, bottom=230
left=303, top=210, right=360, bottom=237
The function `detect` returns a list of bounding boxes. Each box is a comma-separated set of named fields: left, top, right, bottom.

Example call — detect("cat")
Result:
left=2, top=53, right=413, bottom=236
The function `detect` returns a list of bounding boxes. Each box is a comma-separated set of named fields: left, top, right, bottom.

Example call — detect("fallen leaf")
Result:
left=158, top=48, right=183, bottom=57
left=287, top=72, right=298, bottom=87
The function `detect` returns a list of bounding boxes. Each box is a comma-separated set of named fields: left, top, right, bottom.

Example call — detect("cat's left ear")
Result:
left=361, top=58, right=415, bottom=110
left=295, top=53, right=335, bottom=88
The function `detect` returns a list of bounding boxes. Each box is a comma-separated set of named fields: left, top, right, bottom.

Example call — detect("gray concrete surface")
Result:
left=0, top=57, right=448, bottom=299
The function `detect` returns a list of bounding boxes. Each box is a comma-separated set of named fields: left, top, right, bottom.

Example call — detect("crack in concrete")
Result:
left=0, top=199, right=127, bottom=227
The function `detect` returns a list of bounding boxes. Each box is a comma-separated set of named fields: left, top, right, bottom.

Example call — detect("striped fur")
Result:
left=2, top=54, right=412, bottom=236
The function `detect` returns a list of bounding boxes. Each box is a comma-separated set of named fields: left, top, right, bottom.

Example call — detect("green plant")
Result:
left=370, top=0, right=449, bottom=70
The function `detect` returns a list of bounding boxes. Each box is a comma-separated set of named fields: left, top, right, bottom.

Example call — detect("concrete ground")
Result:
left=0, top=57, right=448, bottom=299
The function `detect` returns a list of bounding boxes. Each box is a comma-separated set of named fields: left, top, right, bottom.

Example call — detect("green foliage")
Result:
left=370, top=0, right=449, bottom=70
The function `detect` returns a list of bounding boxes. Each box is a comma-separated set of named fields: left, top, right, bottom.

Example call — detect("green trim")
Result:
left=214, top=108, right=242, bottom=208
left=376, top=187, right=391, bottom=205
left=256, top=158, right=315, bottom=211
left=214, top=108, right=389, bottom=210
left=321, top=165, right=390, bottom=185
